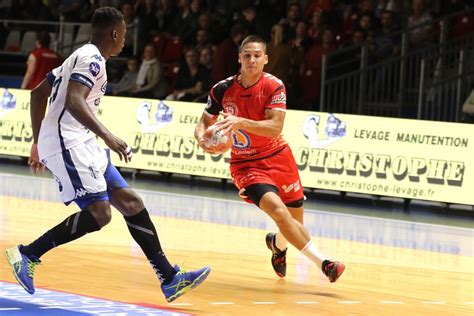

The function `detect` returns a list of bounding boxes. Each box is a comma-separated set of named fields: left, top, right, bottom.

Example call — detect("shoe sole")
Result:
left=329, top=262, right=345, bottom=283
left=166, top=267, right=211, bottom=303
left=4, top=249, right=34, bottom=294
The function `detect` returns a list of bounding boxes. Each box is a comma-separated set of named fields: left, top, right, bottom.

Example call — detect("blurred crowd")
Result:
left=1, top=0, right=472, bottom=109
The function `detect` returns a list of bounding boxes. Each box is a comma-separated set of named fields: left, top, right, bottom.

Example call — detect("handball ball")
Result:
left=204, top=125, right=232, bottom=154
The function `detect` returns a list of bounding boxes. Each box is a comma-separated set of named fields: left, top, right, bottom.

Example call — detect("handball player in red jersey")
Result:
left=195, top=35, right=345, bottom=282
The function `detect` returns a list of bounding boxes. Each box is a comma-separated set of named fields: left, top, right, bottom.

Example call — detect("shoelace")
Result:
left=27, top=259, right=40, bottom=278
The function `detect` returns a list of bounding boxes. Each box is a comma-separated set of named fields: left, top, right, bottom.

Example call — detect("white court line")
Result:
left=210, top=302, right=235, bottom=305
left=168, top=303, right=192, bottom=306
left=295, top=301, right=320, bottom=304
left=252, top=302, right=276, bottom=305
left=337, top=301, right=362, bottom=304
left=464, top=302, right=474, bottom=305
left=0, top=308, right=21, bottom=311
left=380, top=301, right=404, bottom=304
left=421, top=301, right=446, bottom=304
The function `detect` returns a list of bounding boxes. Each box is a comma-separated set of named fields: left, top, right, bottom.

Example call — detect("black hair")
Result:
left=36, top=31, right=51, bottom=48
left=91, top=6, right=123, bottom=30
left=239, top=35, right=266, bottom=53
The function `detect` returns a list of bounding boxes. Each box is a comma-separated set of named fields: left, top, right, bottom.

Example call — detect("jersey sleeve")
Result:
left=264, top=76, right=287, bottom=111
left=69, top=53, right=104, bottom=90
left=204, top=84, right=224, bottom=117
left=46, top=66, right=60, bottom=86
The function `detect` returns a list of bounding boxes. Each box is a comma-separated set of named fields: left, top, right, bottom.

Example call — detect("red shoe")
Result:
left=322, top=260, right=345, bottom=283
left=266, top=233, right=287, bottom=278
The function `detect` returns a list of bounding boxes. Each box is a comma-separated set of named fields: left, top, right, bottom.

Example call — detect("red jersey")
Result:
left=206, top=72, right=287, bottom=163
left=27, top=47, right=61, bottom=90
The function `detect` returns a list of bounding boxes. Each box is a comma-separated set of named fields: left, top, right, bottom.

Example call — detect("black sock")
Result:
left=21, top=209, right=101, bottom=259
left=124, top=209, right=175, bottom=284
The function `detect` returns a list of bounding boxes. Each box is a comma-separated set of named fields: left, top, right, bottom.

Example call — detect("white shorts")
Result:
left=41, top=138, right=109, bottom=207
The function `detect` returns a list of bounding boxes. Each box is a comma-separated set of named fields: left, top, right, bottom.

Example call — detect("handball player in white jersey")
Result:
left=5, top=7, right=209, bottom=303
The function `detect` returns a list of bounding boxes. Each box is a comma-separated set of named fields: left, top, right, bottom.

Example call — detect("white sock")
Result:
left=300, top=240, right=328, bottom=270
left=275, top=233, right=288, bottom=251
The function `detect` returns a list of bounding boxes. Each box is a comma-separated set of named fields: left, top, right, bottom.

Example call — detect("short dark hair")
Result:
left=91, top=6, right=123, bottom=29
left=239, top=35, right=266, bottom=53
left=36, top=31, right=51, bottom=48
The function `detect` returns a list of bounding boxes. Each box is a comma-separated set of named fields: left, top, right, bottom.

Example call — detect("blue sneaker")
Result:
left=161, top=265, right=210, bottom=302
left=5, top=245, right=41, bottom=294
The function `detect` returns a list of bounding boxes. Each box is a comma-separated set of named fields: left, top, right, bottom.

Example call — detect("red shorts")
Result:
left=230, top=146, right=304, bottom=205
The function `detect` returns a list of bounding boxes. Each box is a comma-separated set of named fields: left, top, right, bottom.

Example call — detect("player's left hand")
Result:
left=28, top=143, right=45, bottom=174
left=214, top=112, right=242, bottom=135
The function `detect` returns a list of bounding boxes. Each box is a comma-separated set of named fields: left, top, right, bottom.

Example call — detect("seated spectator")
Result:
left=21, top=31, right=61, bottom=90
left=299, top=28, right=336, bottom=108
left=171, top=0, right=195, bottom=45
left=194, top=29, right=210, bottom=52
left=130, top=44, right=167, bottom=99
left=279, top=2, right=302, bottom=39
left=308, top=9, right=325, bottom=44
left=58, top=0, right=85, bottom=22
left=196, top=12, right=216, bottom=43
left=112, top=56, right=139, bottom=96
left=121, top=2, right=136, bottom=57
left=166, top=48, right=211, bottom=102
left=265, top=24, right=292, bottom=85
left=240, top=5, right=269, bottom=41
left=135, top=0, right=159, bottom=52
left=199, top=45, right=213, bottom=71
left=156, top=0, right=179, bottom=33
left=212, top=23, right=246, bottom=84
left=304, top=0, right=332, bottom=19
left=407, top=0, right=433, bottom=47
left=374, top=0, right=402, bottom=19
left=374, top=9, right=401, bottom=60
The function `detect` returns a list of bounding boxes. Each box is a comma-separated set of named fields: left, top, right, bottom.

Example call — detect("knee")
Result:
left=97, top=207, right=112, bottom=228
left=122, top=192, right=145, bottom=215
left=89, top=207, right=112, bottom=228
left=272, top=207, right=292, bottom=226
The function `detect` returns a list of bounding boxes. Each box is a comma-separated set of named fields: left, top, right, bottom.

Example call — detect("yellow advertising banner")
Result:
left=283, top=111, right=474, bottom=205
left=1, top=88, right=473, bottom=205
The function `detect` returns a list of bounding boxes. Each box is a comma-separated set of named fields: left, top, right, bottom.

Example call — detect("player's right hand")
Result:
left=28, top=143, right=45, bottom=174
left=196, top=135, right=220, bottom=154
left=103, top=134, right=132, bottom=163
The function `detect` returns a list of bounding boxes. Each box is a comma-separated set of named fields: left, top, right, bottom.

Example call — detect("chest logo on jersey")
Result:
left=223, top=102, right=238, bottom=115
left=232, top=129, right=251, bottom=149
left=89, top=62, right=100, bottom=77
left=271, top=91, right=286, bottom=104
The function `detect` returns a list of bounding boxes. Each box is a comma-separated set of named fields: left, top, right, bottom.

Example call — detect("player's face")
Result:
left=111, top=20, right=126, bottom=56
left=238, top=42, right=268, bottom=77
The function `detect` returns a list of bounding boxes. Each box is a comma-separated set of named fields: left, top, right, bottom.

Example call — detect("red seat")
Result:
left=152, top=32, right=167, bottom=61
left=161, top=37, right=183, bottom=63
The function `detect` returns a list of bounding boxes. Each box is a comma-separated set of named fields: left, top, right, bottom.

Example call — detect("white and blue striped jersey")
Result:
left=38, top=44, right=107, bottom=160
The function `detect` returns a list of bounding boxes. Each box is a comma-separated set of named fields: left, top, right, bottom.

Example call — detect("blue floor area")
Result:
left=0, top=282, right=188, bottom=315
left=1, top=173, right=472, bottom=256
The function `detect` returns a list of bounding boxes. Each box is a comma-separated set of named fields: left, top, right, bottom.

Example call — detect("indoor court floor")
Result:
left=0, top=163, right=473, bottom=315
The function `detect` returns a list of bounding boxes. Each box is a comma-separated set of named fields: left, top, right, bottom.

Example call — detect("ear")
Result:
left=264, top=54, right=268, bottom=65
left=238, top=53, right=241, bottom=64
left=113, top=30, right=117, bottom=40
